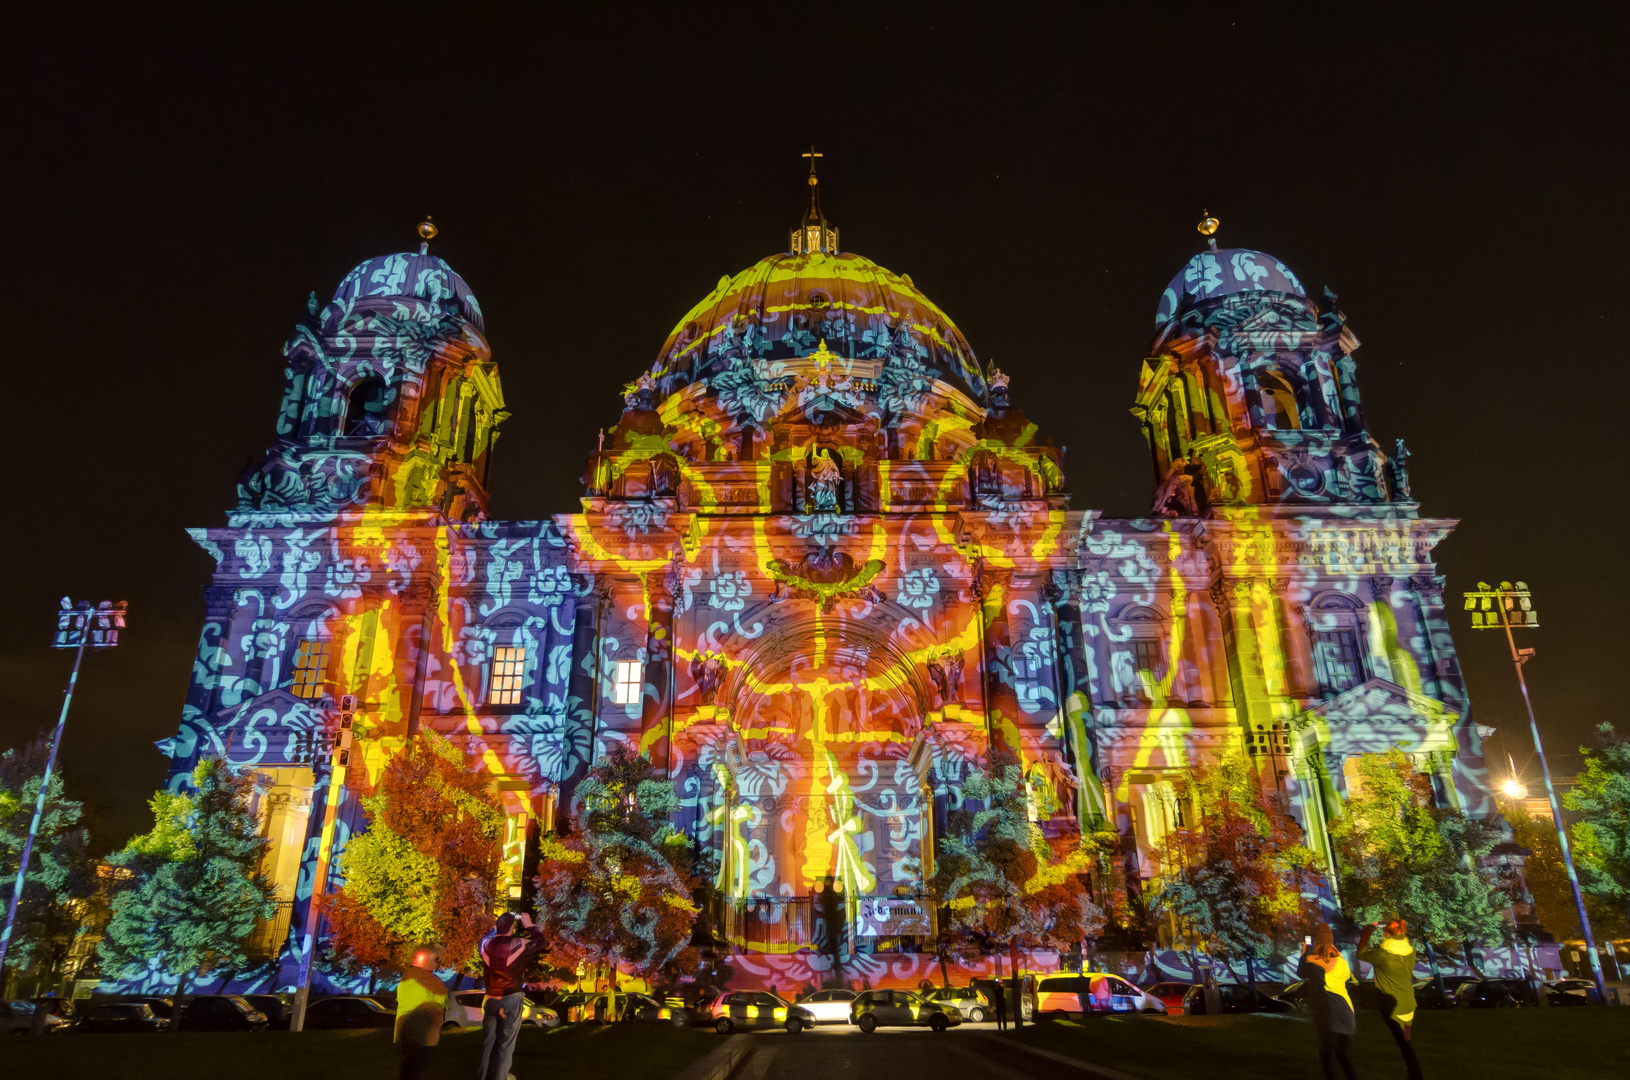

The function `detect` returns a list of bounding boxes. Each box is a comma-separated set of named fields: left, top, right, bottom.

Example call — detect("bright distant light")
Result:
left=1502, top=777, right=1528, bottom=799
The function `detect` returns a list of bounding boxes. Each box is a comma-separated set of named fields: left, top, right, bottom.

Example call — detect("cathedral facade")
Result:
left=150, top=179, right=1494, bottom=992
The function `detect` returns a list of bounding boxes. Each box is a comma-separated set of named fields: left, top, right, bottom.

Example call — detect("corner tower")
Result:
left=238, top=225, right=506, bottom=522
left=1133, top=225, right=1409, bottom=516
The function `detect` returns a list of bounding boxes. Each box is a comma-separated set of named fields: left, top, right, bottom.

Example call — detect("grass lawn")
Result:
left=3, top=1022, right=721, bottom=1080
left=1006, top=1009, right=1630, bottom=1079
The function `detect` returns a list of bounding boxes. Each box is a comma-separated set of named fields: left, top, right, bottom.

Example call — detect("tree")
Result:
left=1150, top=755, right=1324, bottom=999
left=1332, top=749, right=1512, bottom=972
left=323, top=730, right=505, bottom=977
left=931, top=745, right=1104, bottom=1005
left=1564, top=722, right=1630, bottom=939
left=532, top=745, right=699, bottom=1001
left=99, top=758, right=275, bottom=1025
left=0, top=738, right=96, bottom=994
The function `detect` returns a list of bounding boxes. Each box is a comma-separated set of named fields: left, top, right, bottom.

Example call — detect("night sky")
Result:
left=3, top=7, right=1622, bottom=847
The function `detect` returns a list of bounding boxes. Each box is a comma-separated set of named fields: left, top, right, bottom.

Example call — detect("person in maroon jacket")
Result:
left=477, top=913, right=547, bottom=1080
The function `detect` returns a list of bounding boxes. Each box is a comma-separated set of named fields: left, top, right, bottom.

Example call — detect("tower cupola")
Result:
left=790, top=147, right=839, bottom=256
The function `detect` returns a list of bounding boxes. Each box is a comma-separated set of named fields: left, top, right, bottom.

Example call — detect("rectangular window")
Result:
left=1316, top=629, right=1363, bottom=693
left=1128, top=638, right=1166, bottom=700
left=290, top=639, right=331, bottom=700
left=611, top=659, right=642, bottom=705
left=1130, top=639, right=1166, bottom=678
left=489, top=646, right=526, bottom=705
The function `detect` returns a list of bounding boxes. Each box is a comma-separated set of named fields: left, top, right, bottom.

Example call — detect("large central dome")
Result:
left=649, top=251, right=987, bottom=404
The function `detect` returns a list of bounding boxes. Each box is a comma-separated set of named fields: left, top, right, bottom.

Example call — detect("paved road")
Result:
left=729, top=1022, right=1049, bottom=1080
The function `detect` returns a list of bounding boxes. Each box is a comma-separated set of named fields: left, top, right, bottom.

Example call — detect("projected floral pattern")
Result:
left=135, top=232, right=1490, bottom=997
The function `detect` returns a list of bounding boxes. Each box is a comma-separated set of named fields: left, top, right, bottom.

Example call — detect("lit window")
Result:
left=1129, top=639, right=1167, bottom=700
left=611, top=660, right=642, bottom=705
left=290, top=639, right=331, bottom=700
left=1315, top=629, right=1363, bottom=693
left=489, top=647, right=526, bottom=705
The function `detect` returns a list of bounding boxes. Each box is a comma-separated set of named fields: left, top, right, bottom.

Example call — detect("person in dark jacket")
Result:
left=1299, top=923, right=1359, bottom=1080
left=1359, top=918, right=1421, bottom=1080
left=992, top=976, right=1008, bottom=1030
left=477, top=913, right=547, bottom=1080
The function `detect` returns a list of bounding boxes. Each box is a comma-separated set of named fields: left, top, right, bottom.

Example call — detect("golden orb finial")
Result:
left=1197, top=210, right=1219, bottom=237
left=418, top=216, right=439, bottom=241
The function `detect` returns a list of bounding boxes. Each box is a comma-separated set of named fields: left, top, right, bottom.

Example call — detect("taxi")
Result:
left=850, top=989, right=963, bottom=1032
left=710, top=990, right=816, bottom=1034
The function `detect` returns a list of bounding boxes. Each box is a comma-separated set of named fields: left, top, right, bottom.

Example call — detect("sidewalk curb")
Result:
left=670, top=1033, right=751, bottom=1080
left=975, top=1033, right=1147, bottom=1080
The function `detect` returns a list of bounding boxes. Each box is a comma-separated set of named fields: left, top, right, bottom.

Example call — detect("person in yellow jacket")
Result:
left=395, top=943, right=454, bottom=1080
left=1360, top=918, right=1422, bottom=1080
left=1298, top=924, right=1358, bottom=1080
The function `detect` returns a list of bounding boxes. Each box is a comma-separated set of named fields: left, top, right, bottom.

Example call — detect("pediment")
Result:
left=1296, top=677, right=1458, bottom=727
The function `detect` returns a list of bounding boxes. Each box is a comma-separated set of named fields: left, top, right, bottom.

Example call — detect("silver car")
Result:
left=922, top=986, right=993, bottom=1022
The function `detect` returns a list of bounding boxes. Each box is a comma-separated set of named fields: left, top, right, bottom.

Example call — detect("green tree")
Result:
left=1333, top=750, right=1512, bottom=966
left=1563, top=722, right=1630, bottom=938
left=98, top=758, right=274, bottom=1024
left=322, top=730, right=505, bottom=976
left=931, top=745, right=1104, bottom=986
left=1150, top=755, right=1323, bottom=992
left=0, top=738, right=96, bottom=992
left=533, top=745, right=699, bottom=996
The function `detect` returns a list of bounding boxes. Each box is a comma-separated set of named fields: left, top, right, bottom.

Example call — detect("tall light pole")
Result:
left=288, top=693, right=356, bottom=1033
left=0, top=598, right=127, bottom=977
left=1464, top=581, right=1608, bottom=1004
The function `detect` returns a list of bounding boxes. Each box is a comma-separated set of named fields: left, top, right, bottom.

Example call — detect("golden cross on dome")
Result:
left=802, top=146, right=822, bottom=178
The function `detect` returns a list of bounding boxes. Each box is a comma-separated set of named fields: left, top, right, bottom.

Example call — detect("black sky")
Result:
left=2, top=5, right=1624, bottom=847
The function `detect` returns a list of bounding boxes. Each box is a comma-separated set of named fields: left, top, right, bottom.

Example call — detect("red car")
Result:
left=1144, top=982, right=1193, bottom=1013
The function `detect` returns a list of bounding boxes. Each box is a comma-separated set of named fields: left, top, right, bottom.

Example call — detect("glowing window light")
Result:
left=611, top=659, right=643, bottom=705
left=489, top=646, right=526, bottom=705
left=1314, top=629, right=1362, bottom=692
left=290, top=639, right=332, bottom=700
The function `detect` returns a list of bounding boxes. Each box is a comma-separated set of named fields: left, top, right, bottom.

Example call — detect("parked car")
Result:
left=76, top=1002, right=168, bottom=1034
left=708, top=990, right=816, bottom=1034
left=1545, top=978, right=1596, bottom=1006
left=582, top=991, right=686, bottom=1026
left=24, top=997, right=79, bottom=1025
left=447, top=990, right=559, bottom=1029
left=1455, top=978, right=1534, bottom=1009
left=527, top=988, right=591, bottom=1022
left=1143, top=982, right=1193, bottom=1013
left=3, top=1000, right=69, bottom=1036
left=921, top=985, right=989, bottom=1022
left=127, top=996, right=175, bottom=1019
left=969, top=977, right=1036, bottom=1021
left=302, top=995, right=396, bottom=1029
left=242, top=994, right=291, bottom=1030
left=1186, top=983, right=1294, bottom=1015
left=795, top=987, right=861, bottom=1024
left=178, top=995, right=269, bottom=1031
left=1035, top=973, right=1167, bottom=1018
left=1411, top=975, right=1478, bottom=1009
left=850, top=989, right=963, bottom=1033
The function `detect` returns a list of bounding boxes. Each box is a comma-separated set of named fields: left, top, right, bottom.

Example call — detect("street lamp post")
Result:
left=1464, top=581, right=1609, bottom=1004
left=288, top=694, right=356, bottom=1033
left=0, top=598, right=128, bottom=978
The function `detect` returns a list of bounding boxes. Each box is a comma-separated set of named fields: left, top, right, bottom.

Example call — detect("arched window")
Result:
left=344, top=378, right=391, bottom=436
left=1258, top=373, right=1301, bottom=430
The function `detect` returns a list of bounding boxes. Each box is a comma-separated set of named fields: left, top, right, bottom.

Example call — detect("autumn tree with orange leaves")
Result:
left=1150, top=755, right=1324, bottom=994
left=322, top=731, right=504, bottom=976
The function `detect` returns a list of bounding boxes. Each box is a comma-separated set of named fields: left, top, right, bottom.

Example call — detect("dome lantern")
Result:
left=790, top=146, right=839, bottom=256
